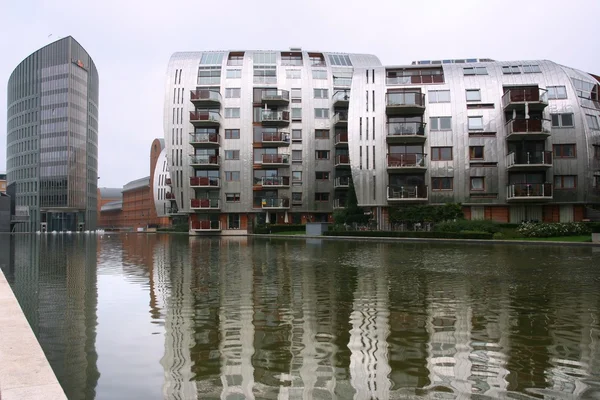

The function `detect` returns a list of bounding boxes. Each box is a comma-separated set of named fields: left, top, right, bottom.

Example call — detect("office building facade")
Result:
left=163, top=50, right=600, bottom=234
left=6, top=36, right=99, bottom=232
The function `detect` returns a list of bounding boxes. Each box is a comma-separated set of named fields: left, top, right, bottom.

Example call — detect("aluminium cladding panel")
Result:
left=153, top=148, right=171, bottom=217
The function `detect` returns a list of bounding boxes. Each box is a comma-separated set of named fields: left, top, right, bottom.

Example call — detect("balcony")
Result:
left=165, top=178, right=172, bottom=185
left=333, top=198, right=346, bottom=209
left=334, top=176, right=351, bottom=188
left=165, top=192, right=175, bottom=200
left=506, top=119, right=551, bottom=140
left=190, top=198, right=220, bottom=210
left=506, top=151, right=552, bottom=171
left=259, top=176, right=290, bottom=187
left=191, top=220, right=221, bottom=232
left=387, top=122, right=427, bottom=143
left=167, top=207, right=179, bottom=214
left=258, top=154, right=290, bottom=167
left=189, top=110, right=221, bottom=126
left=190, top=133, right=220, bottom=147
left=387, top=153, right=427, bottom=172
left=190, top=176, right=220, bottom=188
left=332, top=112, right=348, bottom=126
left=190, top=155, right=220, bottom=168
left=502, top=88, right=548, bottom=111
left=262, top=110, right=290, bottom=126
left=334, top=132, right=348, bottom=146
left=259, top=130, right=290, bottom=146
left=332, top=90, right=350, bottom=108
left=386, top=93, right=426, bottom=115
left=387, top=185, right=428, bottom=203
left=261, top=89, right=290, bottom=106
left=190, top=89, right=222, bottom=106
left=506, top=183, right=552, bottom=201
left=335, top=154, right=350, bottom=167
left=261, top=198, right=290, bottom=210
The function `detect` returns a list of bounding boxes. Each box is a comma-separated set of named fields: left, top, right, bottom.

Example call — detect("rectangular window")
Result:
left=553, top=144, right=576, bottom=158
left=430, top=116, right=452, bottom=131
left=226, top=193, right=241, bottom=202
left=292, top=171, right=302, bottom=182
left=551, top=113, right=574, bottom=127
left=286, top=70, right=301, bottom=79
left=197, top=66, right=221, bottom=84
left=466, top=89, right=481, bottom=102
left=315, top=192, right=330, bottom=201
left=586, top=114, right=600, bottom=130
left=291, top=108, right=302, bottom=120
left=226, top=69, right=241, bottom=79
left=468, top=116, right=484, bottom=130
left=431, top=147, right=453, bottom=161
left=225, top=88, right=241, bottom=98
left=225, top=150, right=240, bottom=160
left=291, top=88, right=302, bottom=100
left=315, top=129, right=329, bottom=139
left=469, top=146, right=484, bottom=160
left=314, top=88, right=329, bottom=99
left=429, top=90, right=451, bottom=103
left=228, top=214, right=241, bottom=229
left=224, top=108, right=240, bottom=118
left=463, top=67, right=488, bottom=76
left=292, top=192, right=302, bottom=203
left=502, top=65, right=521, bottom=75
left=281, top=53, right=303, bottom=66
left=315, top=150, right=330, bottom=160
left=470, top=177, right=485, bottom=191
left=315, top=171, right=330, bottom=180
left=431, top=177, right=453, bottom=191
left=328, top=54, right=352, bottom=66
left=314, top=108, right=329, bottom=118
left=200, top=53, right=224, bottom=65
left=227, top=53, right=244, bottom=66
left=253, top=65, right=277, bottom=84
left=292, top=150, right=302, bottom=162
left=554, top=175, right=577, bottom=189
left=225, top=171, right=240, bottom=181
left=547, top=86, right=567, bottom=100
left=522, top=64, right=541, bottom=73
left=594, top=145, right=600, bottom=159
left=312, top=70, right=327, bottom=79
left=225, top=129, right=240, bottom=139
left=254, top=52, right=276, bottom=64
left=292, top=129, right=302, bottom=141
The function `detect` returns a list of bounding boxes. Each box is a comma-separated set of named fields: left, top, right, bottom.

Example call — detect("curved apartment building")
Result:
left=6, top=36, right=99, bottom=232
left=163, top=50, right=600, bottom=234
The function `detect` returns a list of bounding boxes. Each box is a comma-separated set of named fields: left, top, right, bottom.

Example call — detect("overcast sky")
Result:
left=1, top=0, right=599, bottom=187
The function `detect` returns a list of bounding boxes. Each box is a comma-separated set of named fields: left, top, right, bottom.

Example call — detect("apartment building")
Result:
left=163, top=50, right=600, bottom=234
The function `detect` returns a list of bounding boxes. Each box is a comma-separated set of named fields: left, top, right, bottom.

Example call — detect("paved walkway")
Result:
left=0, top=269, right=66, bottom=400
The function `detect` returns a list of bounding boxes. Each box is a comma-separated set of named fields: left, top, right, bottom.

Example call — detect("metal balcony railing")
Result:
left=506, top=119, right=551, bottom=137
left=261, top=110, right=290, bottom=123
left=261, top=89, right=290, bottom=102
left=190, top=89, right=222, bottom=103
left=334, top=176, right=351, bottom=188
left=387, top=185, right=428, bottom=200
left=506, top=151, right=552, bottom=167
left=386, top=92, right=426, bottom=107
left=502, top=88, right=548, bottom=109
left=190, top=133, right=220, bottom=145
left=261, top=198, right=290, bottom=209
left=189, top=110, right=221, bottom=124
left=334, top=132, right=348, bottom=145
left=191, top=220, right=221, bottom=230
left=506, top=183, right=553, bottom=199
left=260, top=154, right=290, bottom=164
left=190, top=199, right=220, bottom=209
left=261, top=131, right=290, bottom=144
left=189, top=155, right=220, bottom=166
left=260, top=176, right=290, bottom=186
left=387, top=153, right=426, bottom=168
left=335, top=154, right=350, bottom=165
left=189, top=177, right=220, bottom=187
left=332, top=112, right=348, bottom=125
left=387, top=122, right=426, bottom=137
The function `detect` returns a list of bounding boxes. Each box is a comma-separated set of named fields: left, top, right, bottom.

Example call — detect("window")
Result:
left=315, top=192, right=330, bottom=201
left=225, top=88, right=240, bottom=98
left=314, top=108, right=329, bottom=118
left=328, top=54, right=352, bottom=66
left=554, top=175, right=577, bottom=189
left=551, top=113, right=574, bottom=127
left=595, top=175, right=600, bottom=188
left=430, top=117, right=452, bottom=131
left=470, top=177, right=485, bottom=191
left=469, top=146, right=484, bottom=160
left=315, top=129, right=329, bottom=139
left=333, top=73, right=352, bottom=86
left=429, top=90, right=450, bottom=103
left=292, top=150, right=302, bottom=162
left=312, top=70, right=327, bottom=79
left=200, top=52, right=224, bottom=65
left=468, top=116, right=484, bottom=130
left=291, top=108, right=302, bottom=120
left=431, top=177, right=453, bottom=190
left=502, top=65, right=521, bottom=75
left=292, top=171, right=302, bottom=182
left=224, top=108, right=240, bottom=118
left=292, top=129, right=302, bottom=141
left=292, top=192, right=302, bottom=203
left=226, top=69, right=241, bottom=79
left=197, top=66, right=221, bottom=85
left=286, top=70, right=301, bottom=79
left=225, top=129, right=240, bottom=139
left=586, top=114, right=600, bottom=130
left=553, top=144, right=576, bottom=158
left=225, top=171, right=240, bottom=181
left=226, top=193, right=241, bottom=202
left=228, top=214, right=240, bottom=229
left=309, top=54, right=326, bottom=66
left=316, top=171, right=330, bottom=180
left=281, top=53, right=303, bottom=66
left=227, top=53, right=244, bottom=66
left=315, top=150, right=330, bottom=160
left=522, top=64, right=541, bottom=73
left=594, top=145, right=600, bottom=160
left=463, top=67, right=487, bottom=75
left=225, top=150, right=240, bottom=160
left=466, top=89, right=481, bottom=102
left=254, top=52, right=276, bottom=64
left=314, top=88, right=329, bottom=99
left=547, top=86, right=567, bottom=100
left=431, top=147, right=452, bottom=161
left=253, top=65, right=277, bottom=84
left=291, top=88, right=302, bottom=100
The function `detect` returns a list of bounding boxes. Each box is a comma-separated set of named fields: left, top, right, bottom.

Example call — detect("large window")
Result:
left=315, top=108, right=329, bottom=118
left=291, top=108, right=302, bottom=120
left=292, top=150, right=302, bottom=162
left=292, top=129, right=302, bottom=141
left=224, top=108, right=240, bottom=118
left=502, top=65, right=521, bottom=75
left=463, top=67, right=487, bottom=76
left=468, top=116, right=484, bottom=130
left=469, top=146, right=484, bottom=160
left=224, top=150, right=240, bottom=160
left=225, top=129, right=240, bottom=139
left=431, top=177, right=453, bottom=191
left=197, top=66, right=221, bottom=85
left=315, top=129, right=329, bottom=139
left=226, top=69, right=241, bottom=79
left=431, top=147, right=452, bottom=161
left=200, top=53, right=224, bottom=65
left=430, top=117, right=452, bottom=131
left=328, top=54, right=352, bottom=66
left=314, top=88, right=329, bottom=99
left=466, top=89, right=481, bottom=102
left=470, top=177, right=485, bottom=191
left=292, top=171, right=302, bottom=182
left=548, top=86, right=567, bottom=100
left=312, top=70, right=327, bottom=79
left=228, top=214, right=240, bottom=229
left=428, top=90, right=450, bottom=103
left=586, top=114, right=600, bottom=130
left=553, top=144, right=576, bottom=158
left=226, top=193, right=241, bottom=202
left=315, top=171, right=330, bottom=180
left=315, top=150, right=330, bottom=160
left=292, top=192, right=302, bottom=203
left=315, top=192, right=330, bottom=201
left=281, top=53, right=303, bottom=66
left=554, top=175, right=577, bottom=189
left=225, top=88, right=240, bottom=98
left=253, top=65, right=276, bottom=84
left=551, top=113, right=574, bottom=128
left=225, top=171, right=240, bottom=181
left=286, top=70, right=301, bottom=79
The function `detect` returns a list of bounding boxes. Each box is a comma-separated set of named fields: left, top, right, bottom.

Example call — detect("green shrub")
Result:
left=435, top=219, right=502, bottom=234
left=255, top=224, right=305, bottom=234
left=389, top=203, right=463, bottom=225
left=324, top=230, right=493, bottom=240
left=492, top=232, right=504, bottom=240
left=517, top=222, right=591, bottom=238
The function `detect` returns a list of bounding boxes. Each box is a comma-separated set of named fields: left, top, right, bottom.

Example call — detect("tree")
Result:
left=333, top=178, right=369, bottom=225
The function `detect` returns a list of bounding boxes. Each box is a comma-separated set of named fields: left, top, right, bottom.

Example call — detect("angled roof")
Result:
left=98, top=187, right=123, bottom=199
left=101, top=200, right=123, bottom=212
left=123, top=176, right=150, bottom=192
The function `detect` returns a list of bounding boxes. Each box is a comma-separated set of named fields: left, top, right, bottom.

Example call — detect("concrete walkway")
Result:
left=0, top=269, right=67, bottom=400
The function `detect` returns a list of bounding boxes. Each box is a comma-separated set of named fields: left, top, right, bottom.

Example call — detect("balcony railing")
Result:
left=333, top=198, right=346, bottom=209
left=332, top=112, right=348, bottom=125
left=334, top=176, right=351, bottom=188
left=332, top=90, right=350, bottom=106
left=335, top=154, right=350, bottom=166
left=189, top=110, right=221, bottom=125
left=506, top=183, right=552, bottom=200
left=190, top=133, right=220, bottom=146
left=387, top=122, right=426, bottom=141
left=261, top=198, right=290, bottom=209
left=387, top=153, right=427, bottom=168
left=190, top=155, right=220, bottom=167
left=260, top=176, right=290, bottom=187
left=260, top=131, right=290, bottom=144
left=387, top=185, right=428, bottom=201
left=190, top=89, right=222, bottom=104
left=261, top=89, right=290, bottom=104
left=262, top=110, right=290, bottom=124
left=190, top=198, right=220, bottom=210
left=506, top=151, right=552, bottom=168
left=191, top=220, right=221, bottom=231
left=502, top=88, right=548, bottom=109
left=506, top=119, right=551, bottom=139
left=386, top=93, right=426, bottom=115
left=190, top=176, right=220, bottom=188
left=260, top=154, right=290, bottom=165
left=386, top=75, right=444, bottom=85
left=334, top=132, right=348, bottom=145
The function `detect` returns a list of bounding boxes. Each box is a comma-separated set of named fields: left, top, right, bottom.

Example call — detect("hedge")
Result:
left=517, top=222, right=591, bottom=238
left=254, top=224, right=305, bottom=234
left=324, top=230, right=493, bottom=240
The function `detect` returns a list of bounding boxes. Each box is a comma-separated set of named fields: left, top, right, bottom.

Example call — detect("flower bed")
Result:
left=517, top=222, right=591, bottom=238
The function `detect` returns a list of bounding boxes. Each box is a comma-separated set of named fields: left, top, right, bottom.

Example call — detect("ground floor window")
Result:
left=228, top=213, right=240, bottom=229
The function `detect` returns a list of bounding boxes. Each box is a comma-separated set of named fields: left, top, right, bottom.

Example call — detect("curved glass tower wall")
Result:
left=6, top=36, right=99, bottom=232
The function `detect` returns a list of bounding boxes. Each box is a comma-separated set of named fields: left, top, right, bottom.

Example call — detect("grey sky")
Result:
left=1, top=0, right=599, bottom=188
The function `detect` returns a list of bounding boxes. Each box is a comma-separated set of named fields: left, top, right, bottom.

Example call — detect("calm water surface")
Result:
left=0, top=234, right=599, bottom=399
